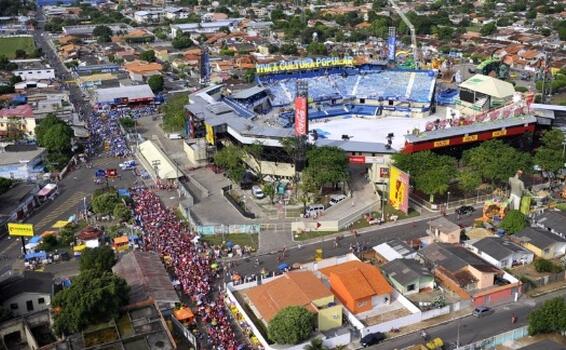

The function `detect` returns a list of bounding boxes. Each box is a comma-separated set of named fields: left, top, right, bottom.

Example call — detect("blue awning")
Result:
left=118, top=188, right=130, bottom=197
left=29, top=236, right=42, bottom=244
left=25, top=251, right=47, bottom=260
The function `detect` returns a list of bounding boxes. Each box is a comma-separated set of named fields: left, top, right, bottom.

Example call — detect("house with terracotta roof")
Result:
left=319, top=260, right=393, bottom=314
left=123, top=60, right=163, bottom=82
left=243, top=271, right=342, bottom=331
left=0, top=104, right=36, bottom=139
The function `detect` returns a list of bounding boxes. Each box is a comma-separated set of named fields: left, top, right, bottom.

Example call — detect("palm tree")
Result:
left=304, top=338, right=327, bottom=350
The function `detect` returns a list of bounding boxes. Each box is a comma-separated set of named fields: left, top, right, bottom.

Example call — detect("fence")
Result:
left=521, top=270, right=566, bottom=292
left=411, top=191, right=509, bottom=212
left=195, top=224, right=261, bottom=235
left=457, top=326, right=528, bottom=350
left=170, top=313, right=198, bottom=349
left=222, top=185, right=256, bottom=219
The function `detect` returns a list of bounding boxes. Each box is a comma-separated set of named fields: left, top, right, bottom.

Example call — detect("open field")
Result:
left=0, top=36, right=36, bottom=58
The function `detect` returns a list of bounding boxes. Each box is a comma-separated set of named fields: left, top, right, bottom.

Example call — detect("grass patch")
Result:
left=201, top=233, right=258, bottom=251
left=294, top=230, right=338, bottom=241
left=0, top=37, right=36, bottom=59
left=465, top=25, right=481, bottom=32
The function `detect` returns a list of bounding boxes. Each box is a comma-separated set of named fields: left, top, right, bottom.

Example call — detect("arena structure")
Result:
left=186, top=57, right=538, bottom=168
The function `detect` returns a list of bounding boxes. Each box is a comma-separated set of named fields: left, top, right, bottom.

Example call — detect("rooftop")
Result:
left=459, top=74, right=515, bottom=99
left=471, top=237, right=532, bottom=261
left=428, top=216, right=460, bottom=232
left=124, top=60, right=163, bottom=74
left=0, top=183, right=37, bottom=216
left=95, top=84, right=155, bottom=103
left=420, top=243, right=501, bottom=274
left=0, top=271, right=53, bottom=301
left=320, top=260, right=392, bottom=300
left=381, top=258, right=432, bottom=286
left=514, top=227, right=566, bottom=249
left=535, top=210, right=566, bottom=234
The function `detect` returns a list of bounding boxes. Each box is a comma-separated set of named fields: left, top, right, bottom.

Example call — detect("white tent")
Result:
left=138, top=140, right=180, bottom=179
left=459, top=74, right=515, bottom=99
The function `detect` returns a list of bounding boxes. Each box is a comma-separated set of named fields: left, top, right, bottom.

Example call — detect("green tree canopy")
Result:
left=172, top=33, right=193, bottom=49
left=79, top=246, right=117, bottom=274
left=91, top=191, right=120, bottom=216
left=35, top=114, right=73, bottom=153
left=528, top=297, right=566, bottom=335
left=93, top=25, right=112, bottom=42
left=52, top=270, right=129, bottom=335
left=463, top=140, right=531, bottom=184
left=304, top=337, right=327, bottom=350
left=480, top=22, right=497, bottom=36
left=214, top=144, right=245, bottom=182
left=113, top=202, right=131, bottom=222
left=499, top=209, right=526, bottom=234
left=457, top=171, right=482, bottom=193
left=139, top=50, right=156, bottom=62
left=304, top=146, right=349, bottom=190
left=0, top=177, right=13, bottom=195
left=148, top=75, right=164, bottom=93
left=162, top=94, right=188, bottom=132
left=268, top=306, right=314, bottom=344
left=535, top=129, right=565, bottom=174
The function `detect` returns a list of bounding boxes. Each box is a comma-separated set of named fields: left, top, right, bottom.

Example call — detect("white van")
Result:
left=305, top=204, right=325, bottom=217
left=168, top=133, right=183, bottom=140
left=329, top=194, right=347, bottom=206
left=252, top=185, right=265, bottom=199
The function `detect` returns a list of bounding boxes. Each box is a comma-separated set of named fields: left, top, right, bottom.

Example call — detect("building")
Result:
left=0, top=271, right=53, bottom=317
left=164, top=7, right=190, bottom=21
left=0, top=183, right=39, bottom=230
left=94, top=84, right=155, bottom=107
left=170, top=19, right=242, bottom=37
left=533, top=210, right=566, bottom=239
left=0, top=309, right=55, bottom=350
left=457, top=74, right=515, bottom=114
left=112, top=251, right=180, bottom=310
left=319, top=260, right=393, bottom=314
left=0, top=105, right=36, bottom=139
left=0, top=145, right=46, bottom=180
left=518, top=340, right=565, bottom=350
left=467, top=237, right=534, bottom=269
left=62, top=23, right=134, bottom=37
left=134, top=10, right=164, bottom=24
left=13, top=62, right=55, bottom=82
left=427, top=217, right=461, bottom=244
left=244, top=271, right=342, bottom=331
left=512, top=227, right=566, bottom=259
left=123, top=61, right=163, bottom=82
left=373, top=239, right=417, bottom=262
left=381, top=259, right=434, bottom=296
left=77, top=226, right=103, bottom=248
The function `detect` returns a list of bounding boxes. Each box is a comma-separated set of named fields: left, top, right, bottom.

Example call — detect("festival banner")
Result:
left=294, top=96, right=308, bottom=136
left=388, top=166, right=410, bottom=214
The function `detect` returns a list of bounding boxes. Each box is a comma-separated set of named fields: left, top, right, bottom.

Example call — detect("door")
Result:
left=26, top=300, right=33, bottom=312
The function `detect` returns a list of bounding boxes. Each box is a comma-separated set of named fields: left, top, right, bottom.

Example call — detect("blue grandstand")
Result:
left=258, top=67, right=437, bottom=108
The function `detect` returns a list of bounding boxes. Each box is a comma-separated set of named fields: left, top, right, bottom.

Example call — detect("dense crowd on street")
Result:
left=84, top=105, right=158, bottom=158
left=131, top=188, right=242, bottom=350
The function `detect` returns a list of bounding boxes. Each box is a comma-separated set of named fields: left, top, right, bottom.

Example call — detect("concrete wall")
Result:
left=3, top=292, right=51, bottom=317
left=317, top=304, right=342, bottom=332
left=467, top=266, right=495, bottom=290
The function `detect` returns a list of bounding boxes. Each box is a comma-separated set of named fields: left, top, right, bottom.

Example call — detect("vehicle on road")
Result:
left=360, top=332, right=385, bottom=347
left=329, top=194, right=347, bottom=206
left=305, top=204, right=325, bottom=218
left=472, top=306, right=494, bottom=318
left=252, top=185, right=264, bottom=199
left=119, top=160, right=137, bottom=170
left=455, top=205, right=475, bottom=216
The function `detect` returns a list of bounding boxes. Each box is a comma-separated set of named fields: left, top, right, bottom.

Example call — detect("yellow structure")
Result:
left=205, top=124, right=215, bottom=145
left=8, top=223, right=34, bottom=237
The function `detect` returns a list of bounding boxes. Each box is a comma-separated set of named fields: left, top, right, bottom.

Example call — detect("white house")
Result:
left=170, top=19, right=242, bottom=37
left=467, top=236, right=534, bottom=269
left=164, top=7, right=190, bottom=21
left=13, top=66, right=55, bottom=81
left=134, top=10, right=164, bottom=24
left=0, top=271, right=53, bottom=317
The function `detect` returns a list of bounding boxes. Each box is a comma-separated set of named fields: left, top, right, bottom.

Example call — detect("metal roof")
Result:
left=95, top=85, right=154, bottom=103
left=315, top=139, right=396, bottom=153
left=231, top=86, right=266, bottom=100
left=405, top=115, right=537, bottom=143
left=514, top=227, right=566, bottom=249
left=459, top=74, right=515, bottom=99
left=381, top=258, right=432, bottom=286
left=472, top=237, right=531, bottom=261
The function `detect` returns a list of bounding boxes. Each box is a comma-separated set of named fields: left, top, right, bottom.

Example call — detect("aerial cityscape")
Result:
left=0, top=0, right=566, bottom=349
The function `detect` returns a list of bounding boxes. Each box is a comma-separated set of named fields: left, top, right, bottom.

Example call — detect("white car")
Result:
left=119, top=160, right=136, bottom=170
left=329, top=194, right=347, bottom=206
left=252, top=185, right=265, bottom=199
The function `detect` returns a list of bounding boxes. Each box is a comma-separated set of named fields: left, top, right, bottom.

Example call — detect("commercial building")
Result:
left=170, top=19, right=243, bottom=37
left=13, top=62, right=55, bottom=82
left=95, top=84, right=155, bottom=107
left=0, top=145, right=46, bottom=180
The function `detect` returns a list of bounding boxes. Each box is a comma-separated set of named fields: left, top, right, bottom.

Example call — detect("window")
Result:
left=10, top=303, right=18, bottom=310
left=544, top=248, right=550, bottom=254
left=38, top=298, right=45, bottom=304
left=26, top=300, right=33, bottom=312
left=407, top=284, right=416, bottom=291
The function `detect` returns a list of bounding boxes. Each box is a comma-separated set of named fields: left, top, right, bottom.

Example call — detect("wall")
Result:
left=3, top=293, right=50, bottom=318
left=433, top=267, right=472, bottom=300
left=244, top=155, right=296, bottom=179
left=467, top=266, right=495, bottom=290
left=317, top=304, right=342, bottom=331
left=14, top=69, right=55, bottom=81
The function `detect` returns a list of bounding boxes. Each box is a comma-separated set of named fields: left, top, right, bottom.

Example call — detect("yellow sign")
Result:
left=462, top=134, right=478, bottom=143
left=492, top=129, right=507, bottom=137
left=388, top=166, right=410, bottom=214
left=433, top=139, right=450, bottom=148
left=256, top=56, right=354, bottom=74
left=8, top=223, right=34, bottom=237
left=205, top=123, right=215, bottom=145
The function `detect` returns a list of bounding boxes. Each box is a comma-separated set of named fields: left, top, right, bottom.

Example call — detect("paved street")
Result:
left=370, top=290, right=566, bottom=350
left=230, top=213, right=477, bottom=278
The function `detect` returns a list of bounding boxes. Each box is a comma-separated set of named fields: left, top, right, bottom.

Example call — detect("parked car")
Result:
left=472, top=306, right=494, bottom=318
left=361, top=332, right=386, bottom=347
left=119, top=160, right=136, bottom=170
left=456, top=205, right=475, bottom=216
left=305, top=204, right=325, bottom=218
left=329, top=194, right=347, bottom=206
left=252, top=185, right=265, bottom=199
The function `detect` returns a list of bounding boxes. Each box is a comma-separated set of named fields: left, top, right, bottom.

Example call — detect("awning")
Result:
left=73, top=244, right=87, bottom=252
left=138, top=140, right=180, bottom=179
left=174, top=307, right=195, bottom=322
left=25, top=251, right=47, bottom=260
left=459, top=74, right=515, bottom=99
left=29, top=236, right=43, bottom=244
left=37, top=183, right=57, bottom=197
left=52, top=220, right=70, bottom=229
left=113, top=236, right=129, bottom=245
left=118, top=188, right=130, bottom=197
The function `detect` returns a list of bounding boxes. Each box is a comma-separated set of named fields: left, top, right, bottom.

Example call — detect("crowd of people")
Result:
left=131, top=188, right=242, bottom=350
left=84, top=105, right=158, bottom=158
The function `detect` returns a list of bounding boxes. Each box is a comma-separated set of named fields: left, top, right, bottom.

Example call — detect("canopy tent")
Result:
left=138, top=140, right=180, bottom=180
left=113, top=236, right=129, bottom=245
left=29, top=236, right=43, bottom=244
left=459, top=74, right=515, bottom=99
left=118, top=188, right=131, bottom=197
left=25, top=251, right=47, bottom=261
left=37, top=183, right=57, bottom=197
left=41, top=231, right=56, bottom=237
left=52, top=220, right=70, bottom=229
left=174, top=307, right=195, bottom=323
left=73, top=244, right=87, bottom=252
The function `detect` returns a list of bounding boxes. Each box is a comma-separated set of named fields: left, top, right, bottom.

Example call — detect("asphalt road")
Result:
left=369, top=290, right=566, bottom=350
left=230, top=213, right=477, bottom=278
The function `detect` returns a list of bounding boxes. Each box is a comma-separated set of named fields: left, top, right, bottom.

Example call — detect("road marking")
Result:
left=34, top=191, right=87, bottom=230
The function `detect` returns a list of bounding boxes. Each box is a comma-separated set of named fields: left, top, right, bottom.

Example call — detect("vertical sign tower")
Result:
left=199, top=46, right=211, bottom=85
left=388, top=27, right=396, bottom=63
left=294, top=80, right=308, bottom=171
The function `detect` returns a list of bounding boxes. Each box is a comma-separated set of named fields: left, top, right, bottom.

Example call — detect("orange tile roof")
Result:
left=244, top=271, right=332, bottom=322
left=320, top=261, right=392, bottom=299
left=521, top=49, right=539, bottom=60
left=124, top=60, right=163, bottom=74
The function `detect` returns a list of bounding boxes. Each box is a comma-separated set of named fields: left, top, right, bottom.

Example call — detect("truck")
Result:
left=407, top=337, right=445, bottom=350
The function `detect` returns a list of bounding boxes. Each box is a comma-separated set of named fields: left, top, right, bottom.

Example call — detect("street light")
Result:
left=446, top=191, right=451, bottom=211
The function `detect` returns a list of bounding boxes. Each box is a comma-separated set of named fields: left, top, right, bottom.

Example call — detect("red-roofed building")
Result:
left=0, top=105, right=36, bottom=139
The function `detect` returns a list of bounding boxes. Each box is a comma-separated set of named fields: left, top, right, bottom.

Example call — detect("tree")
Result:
left=148, top=75, right=164, bottom=93
left=59, top=227, right=75, bottom=247
left=245, top=142, right=264, bottom=179
left=463, top=140, right=531, bottom=184
left=119, top=117, right=135, bottom=129
left=93, top=25, right=112, bottom=42
left=528, top=297, right=566, bottom=335
left=268, top=306, right=314, bottom=344
left=457, top=171, right=482, bottom=193
left=14, top=49, right=27, bottom=59
left=35, top=114, right=73, bottom=153
left=280, top=43, right=298, bottom=55
left=533, top=258, right=562, bottom=273
left=52, top=270, right=129, bottom=335
left=79, top=246, right=117, bottom=274
left=535, top=129, right=565, bottom=174
left=304, top=338, right=327, bottom=350
left=91, top=192, right=119, bottom=216
left=39, top=234, right=59, bottom=251
left=162, top=94, right=188, bottom=132
left=214, top=145, right=245, bottom=182
left=0, top=177, right=13, bottom=195
left=113, top=202, right=131, bottom=222
left=172, top=33, right=193, bottom=49
left=304, top=147, right=349, bottom=190
left=140, top=50, right=156, bottom=62
left=262, top=183, right=276, bottom=204
left=480, top=22, right=497, bottom=36
left=414, top=165, right=453, bottom=200
left=499, top=209, right=526, bottom=234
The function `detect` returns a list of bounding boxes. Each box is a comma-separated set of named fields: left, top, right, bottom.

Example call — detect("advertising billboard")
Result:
left=8, top=223, right=34, bottom=237
left=256, top=56, right=354, bottom=74
left=387, top=35, right=396, bottom=62
left=294, top=96, right=308, bottom=136
left=388, top=166, right=410, bottom=214
left=205, top=123, right=215, bottom=145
